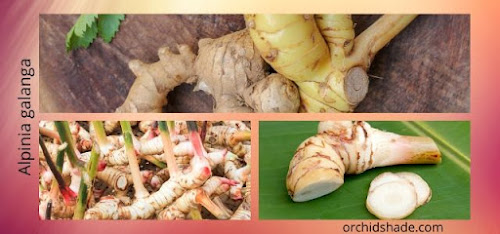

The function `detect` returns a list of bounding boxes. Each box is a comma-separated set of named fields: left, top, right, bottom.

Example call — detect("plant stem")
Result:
left=51, top=143, right=68, bottom=199
left=54, top=121, right=85, bottom=170
left=55, top=143, right=67, bottom=171
left=167, top=121, right=175, bottom=135
left=73, top=179, right=88, bottom=219
left=91, top=121, right=110, bottom=150
left=199, top=121, right=207, bottom=142
left=187, top=121, right=206, bottom=159
left=121, top=121, right=150, bottom=199
left=346, top=15, right=417, bottom=70
left=40, top=134, right=67, bottom=191
left=142, top=155, right=167, bottom=168
left=159, top=121, right=179, bottom=176
left=73, top=144, right=101, bottom=219
left=87, top=144, right=101, bottom=181
left=187, top=121, right=198, bottom=133
left=120, top=121, right=133, bottom=135
left=39, top=134, right=76, bottom=204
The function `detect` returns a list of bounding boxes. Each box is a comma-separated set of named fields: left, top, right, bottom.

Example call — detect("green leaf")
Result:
left=74, top=14, right=98, bottom=36
left=259, top=121, right=470, bottom=219
left=97, top=14, right=125, bottom=43
left=65, top=14, right=124, bottom=52
left=65, top=15, right=98, bottom=52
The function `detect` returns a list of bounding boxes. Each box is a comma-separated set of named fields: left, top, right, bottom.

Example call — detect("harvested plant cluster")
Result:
left=38, top=120, right=251, bottom=220
left=115, top=14, right=415, bottom=113
left=117, top=29, right=300, bottom=113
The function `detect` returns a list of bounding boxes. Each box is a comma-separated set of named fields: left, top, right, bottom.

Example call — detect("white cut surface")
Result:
left=366, top=181, right=418, bottom=220
left=116, top=176, right=128, bottom=190
left=396, top=172, right=432, bottom=207
left=292, top=178, right=343, bottom=202
left=369, top=172, right=405, bottom=192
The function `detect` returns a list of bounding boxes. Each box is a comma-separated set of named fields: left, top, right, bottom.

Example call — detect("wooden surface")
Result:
left=40, top=15, right=470, bottom=113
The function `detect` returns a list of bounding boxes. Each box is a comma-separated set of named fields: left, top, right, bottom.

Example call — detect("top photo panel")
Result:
left=40, top=14, right=470, bottom=113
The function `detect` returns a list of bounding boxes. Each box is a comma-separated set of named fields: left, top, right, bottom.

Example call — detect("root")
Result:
left=224, top=152, right=250, bottom=199
left=115, top=45, right=196, bottom=113
left=40, top=121, right=251, bottom=220
left=118, top=30, right=300, bottom=113
left=246, top=14, right=416, bottom=112
left=96, top=167, right=131, bottom=193
left=243, top=73, right=300, bottom=112
left=194, top=30, right=298, bottom=113
left=205, top=125, right=251, bottom=148
left=366, top=180, right=417, bottom=219
left=230, top=200, right=250, bottom=220
left=366, top=172, right=430, bottom=219
left=287, top=121, right=440, bottom=202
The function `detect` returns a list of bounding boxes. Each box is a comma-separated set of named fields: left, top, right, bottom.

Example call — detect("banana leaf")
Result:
left=259, top=121, right=470, bottom=219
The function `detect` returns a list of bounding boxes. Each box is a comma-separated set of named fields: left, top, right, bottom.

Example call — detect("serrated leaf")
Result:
left=97, top=14, right=125, bottom=43
left=74, top=14, right=98, bottom=36
left=66, top=19, right=98, bottom=52
left=259, top=121, right=470, bottom=219
left=65, top=27, right=76, bottom=51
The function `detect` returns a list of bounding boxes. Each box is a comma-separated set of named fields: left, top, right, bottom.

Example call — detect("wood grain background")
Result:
left=39, top=15, right=470, bottom=113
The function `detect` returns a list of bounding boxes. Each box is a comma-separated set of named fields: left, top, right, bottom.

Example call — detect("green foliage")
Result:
left=259, top=121, right=470, bottom=219
left=66, top=14, right=125, bottom=52
left=73, top=14, right=98, bottom=36
left=98, top=14, right=125, bottom=43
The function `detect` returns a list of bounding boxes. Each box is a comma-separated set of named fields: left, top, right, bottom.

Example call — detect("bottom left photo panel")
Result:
left=38, top=120, right=251, bottom=220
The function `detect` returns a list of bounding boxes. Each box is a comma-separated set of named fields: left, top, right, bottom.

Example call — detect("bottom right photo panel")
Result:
left=259, top=121, right=470, bottom=220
